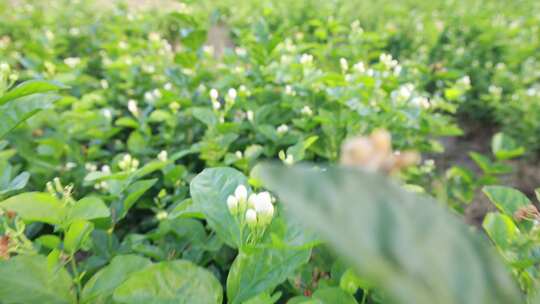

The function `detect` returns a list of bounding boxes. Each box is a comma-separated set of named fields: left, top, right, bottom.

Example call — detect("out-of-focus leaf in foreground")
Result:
left=258, top=163, right=522, bottom=304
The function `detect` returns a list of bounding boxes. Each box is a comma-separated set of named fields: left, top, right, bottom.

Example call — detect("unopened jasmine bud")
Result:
left=234, top=185, right=248, bottom=203
left=246, top=110, right=254, bottom=122
left=227, top=195, right=239, bottom=215
left=340, top=58, right=348, bottom=71
left=210, top=88, right=219, bottom=101
left=156, top=210, right=168, bottom=221
left=245, top=209, right=257, bottom=228
left=53, top=177, right=63, bottom=194
left=158, top=150, right=168, bottom=162
left=227, top=88, right=237, bottom=102
left=277, top=124, right=289, bottom=135
left=248, top=193, right=258, bottom=209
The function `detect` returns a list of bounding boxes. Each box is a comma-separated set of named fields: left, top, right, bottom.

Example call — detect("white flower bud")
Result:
left=245, top=209, right=257, bottom=228
left=210, top=88, right=219, bottom=101
left=246, top=110, right=254, bottom=122
left=235, top=185, right=248, bottom=203
left=127, top=99, right=139, bottom=117
left=248, top=193, right=258, bottom=209
left=301, top=106, right=313, bottom=116
left=158, top=150, right=168, bottom=162
left=227, top=195, right=239, bottom=215
left=340, top=58, right=348, bottom=71
left=227, top=88, right=237, bottom=101
left=254, top=192, right=274, bottom=225
left=277, top=124, right=289, bottom=135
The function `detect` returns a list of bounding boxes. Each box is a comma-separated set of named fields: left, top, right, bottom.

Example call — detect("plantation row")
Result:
left=0, top=0, right=540, bottom=303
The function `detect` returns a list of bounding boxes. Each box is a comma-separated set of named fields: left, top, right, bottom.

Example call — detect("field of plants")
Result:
left=1, top=0, right=540, bottom=303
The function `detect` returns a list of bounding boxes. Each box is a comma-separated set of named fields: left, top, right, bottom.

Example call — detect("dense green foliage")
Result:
left=1, top=0, right=540, bottom=303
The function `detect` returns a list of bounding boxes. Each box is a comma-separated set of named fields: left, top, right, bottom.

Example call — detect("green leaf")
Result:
left=192, top=107, right=218, bottom=127
left=81, top=255, right=152, bottom=304
left=483, top=186, right=531, bottom=217
left=259, top=163, right=522, bottom=304
left=0, top=171, right=30, bottom=196
left=190, top=167, right=248, bottom=248
left=0, top=93, right=60, bottom=138
left=311, top=287, right=358, bottom=303
left=0, top=80, right=65, bottom=105
left=227, top=247, right=311, bottom=304
left=0, top=255, right=75, bottom=304
left=482, top=213, right=518, bottom=249
left=491, top=133, right=525, bottom=160
left=66, top=196, right=110, bottom=223
left=120, top=178, right=157, bottom=219
left=0, top=192, right=64, bottom=224
left=64, top=219, right=94, bottom=253
left=112, top=260, right=223, bottom=304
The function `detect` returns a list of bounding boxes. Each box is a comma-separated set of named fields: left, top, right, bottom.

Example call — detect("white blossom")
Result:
left=245, top=209, right=257, bottom=228
left=127, top=99, right=139, bottom=117
left=277, top=124, right=289, bottom=135
left=227, top=195, right=239, bottom=215
left=301, top=105, right=313, bottom=116
left=340, top=58, right=349, bottom=72
left=210, top=88, right=219, bottom=101
left=158, top=150, right=168, bottom=162
left=246, top=110, right=254, bottom=122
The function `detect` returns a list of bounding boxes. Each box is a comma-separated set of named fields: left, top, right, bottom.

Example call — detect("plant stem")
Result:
left=361, top=289, right=369, bottom=304
left=70, top=255, right=82, bottom=297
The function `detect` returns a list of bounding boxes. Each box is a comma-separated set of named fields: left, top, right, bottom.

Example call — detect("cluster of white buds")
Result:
left=340, top=129, right=420, bottom=174
left=157, top=150, right=168, bottom=162
left=64, top=57, right=81, bottom=68
left=353, top=61, right=366, bottom=73
left=227, top=185, right=275, bottom=233
left=276, top=124, right=289, bottom=135
left=118, top=154, right=140, bottom=172
left=379, top=53, right=399, bottom=70
left=210, top=88, right=220, bottom=110
left=299, top=53, right=314, bottom=65
left=127, top=99, right=139, bottom=117
left=391, top=83, right=415, bottom=103
left=46, top=177, right=75, bottom=204
left=144, top=89, right=162, bottom=104
left=235, top=150, right=243, bottom=159
left=411, top=96, right=430, bottom=109
left=301, top=105, right=313, bottom=116
left=246, top=191, right=274, bottom=228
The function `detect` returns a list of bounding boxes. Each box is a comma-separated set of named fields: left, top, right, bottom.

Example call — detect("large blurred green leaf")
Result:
left=0, top=255, right=75, bottom=304
left=259, top=163, right=522, bottom=304
left=81, top=255, right=152, bottom=304
left=0, top=192, right=64, bottom=225
left=190, top=167, right=248, bottom=248
left=0, top=80, right=64, bottom=105
left=0, top=93, right=60, bottom=138
left=112, top=260, right=223, bottom=304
